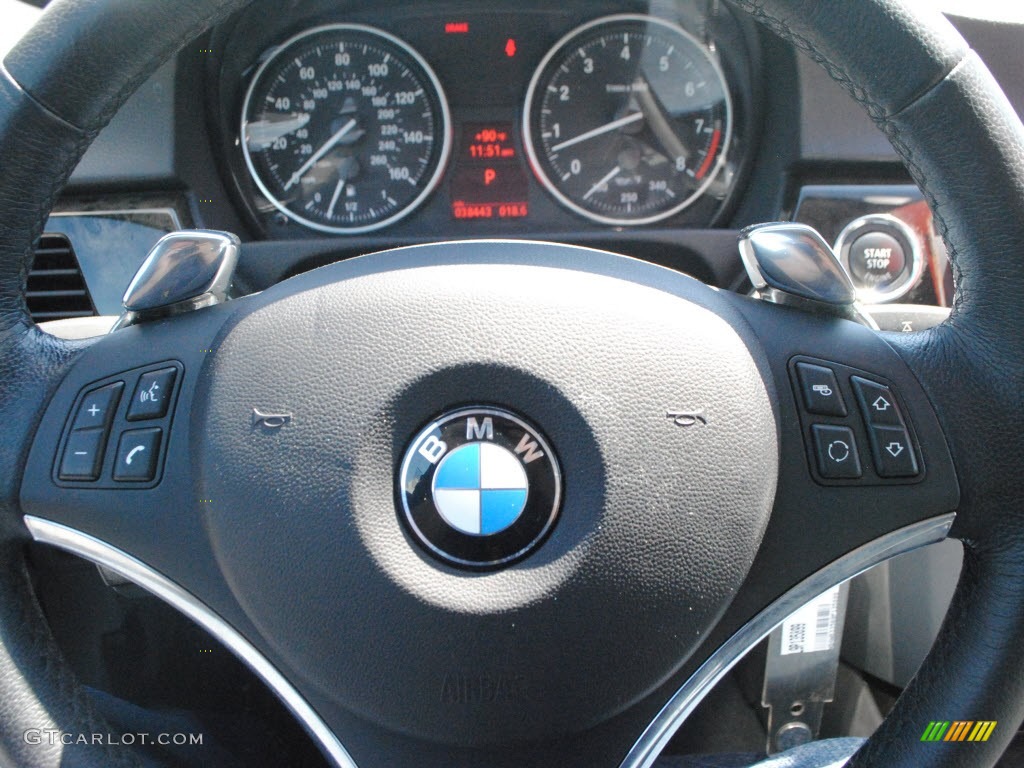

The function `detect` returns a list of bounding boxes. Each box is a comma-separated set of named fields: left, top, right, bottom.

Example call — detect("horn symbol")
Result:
left=252, top=408, right=292, bottom=430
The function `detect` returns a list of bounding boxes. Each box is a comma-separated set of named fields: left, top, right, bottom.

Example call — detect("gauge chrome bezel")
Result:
left=522, top=14, right=734, bottom=227
left=240, top=23, right=452, bottom=235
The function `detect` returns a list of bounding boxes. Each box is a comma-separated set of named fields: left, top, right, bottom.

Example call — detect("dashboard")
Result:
left=30, top=0, right=1024, bottom=329
left=7, top=4, right=1022, bottom=765
left=212, top=0, right=757, bottom=240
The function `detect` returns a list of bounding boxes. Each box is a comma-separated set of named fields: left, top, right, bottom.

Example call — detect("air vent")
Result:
left=27, top=234, right=96, bottom=322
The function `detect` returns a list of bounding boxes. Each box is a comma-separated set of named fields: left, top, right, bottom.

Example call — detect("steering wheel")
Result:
left=1, top=0, right=1021, bottom=766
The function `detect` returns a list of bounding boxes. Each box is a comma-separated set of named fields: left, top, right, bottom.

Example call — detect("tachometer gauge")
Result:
left=523, top=15, right=731, bottom=226
left=241, top=24, right=451, bottom=234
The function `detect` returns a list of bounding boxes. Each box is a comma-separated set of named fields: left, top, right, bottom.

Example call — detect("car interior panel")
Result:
left=0, top=1, right=1022, bottom=767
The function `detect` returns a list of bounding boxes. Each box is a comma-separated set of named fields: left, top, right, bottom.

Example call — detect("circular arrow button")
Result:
left=811, top=424, right=863, bottom=479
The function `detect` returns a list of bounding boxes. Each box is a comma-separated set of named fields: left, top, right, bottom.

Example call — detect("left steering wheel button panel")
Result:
left=113, top=428, right=162, bottom=482
left=54, top=361, right=183, bottom=488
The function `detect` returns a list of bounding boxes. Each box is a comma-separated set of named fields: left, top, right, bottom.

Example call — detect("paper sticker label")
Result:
left=780, top=585, right=840, bottom=655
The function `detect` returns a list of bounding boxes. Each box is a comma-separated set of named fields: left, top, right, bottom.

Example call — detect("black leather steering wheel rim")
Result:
left=0, top=1, right=1022, bottom=767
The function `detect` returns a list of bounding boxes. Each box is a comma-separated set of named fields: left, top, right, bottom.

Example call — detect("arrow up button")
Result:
left=851, top=376, right=903, bottom=427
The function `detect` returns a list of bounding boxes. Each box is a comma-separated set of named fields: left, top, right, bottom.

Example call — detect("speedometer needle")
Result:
left=583, top=165, right=621, bottom=200
left=549, top=112, right=643, bottom=154
left=326, top=178, right=346, bottom=219
left=244, top=112, right=311, bottom=150
left=284, top=118, right=357, bottom=191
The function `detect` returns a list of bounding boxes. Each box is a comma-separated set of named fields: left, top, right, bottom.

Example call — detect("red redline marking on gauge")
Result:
left=695, top=128, right=722, bottom=181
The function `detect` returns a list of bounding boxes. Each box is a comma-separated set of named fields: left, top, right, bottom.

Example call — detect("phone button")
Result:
left=113, top=428, right=162, bottom=482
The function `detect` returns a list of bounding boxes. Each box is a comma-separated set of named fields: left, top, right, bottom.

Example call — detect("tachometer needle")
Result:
left=550, top=112, right=643, bottom=154
left=284, top=118, right=358, bottom=191
left=632, top=77, right=689, bottom=165
left=583, top=165, right=621, bottom=200
left=326, top=178, right=346, bottom=219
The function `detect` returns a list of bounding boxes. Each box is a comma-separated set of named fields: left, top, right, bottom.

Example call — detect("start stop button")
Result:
left=848, top=231, right=906, bottom=288
left=835, top=214, right=922, bottom=303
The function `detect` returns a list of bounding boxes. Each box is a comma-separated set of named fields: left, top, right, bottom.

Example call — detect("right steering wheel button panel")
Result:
left=789, top=357, right=922, bottom=484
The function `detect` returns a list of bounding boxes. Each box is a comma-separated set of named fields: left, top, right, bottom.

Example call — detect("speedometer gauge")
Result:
left=241, top=24, right=451, bottom=234
left=523, top=15, right=731, bottom=226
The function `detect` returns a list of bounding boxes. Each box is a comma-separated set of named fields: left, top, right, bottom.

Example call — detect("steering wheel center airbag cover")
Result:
left=193, top=241, right=777, bottom=743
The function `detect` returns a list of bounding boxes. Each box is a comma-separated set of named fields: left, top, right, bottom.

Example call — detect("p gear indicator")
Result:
left=451, top=122, right=529, bottom=220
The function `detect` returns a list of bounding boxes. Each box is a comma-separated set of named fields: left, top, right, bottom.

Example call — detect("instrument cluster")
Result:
left=212, top=0, right=759, bottom=240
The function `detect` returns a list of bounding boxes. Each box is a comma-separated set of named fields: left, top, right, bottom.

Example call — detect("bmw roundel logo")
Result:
left=399, top=407, right=562, bottom=568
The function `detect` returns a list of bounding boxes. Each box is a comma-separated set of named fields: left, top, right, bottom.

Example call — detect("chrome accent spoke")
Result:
left=23, top=516, right=360, bottom=768
left=620, top=513, right=955, bottom=768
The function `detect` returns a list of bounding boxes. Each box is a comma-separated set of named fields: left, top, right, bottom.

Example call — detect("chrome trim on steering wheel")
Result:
left=24, top=512, right=956, bottom=768
left=22, top=515, right=360, bottom=768
left=620, top=512, right=956, bottom=768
